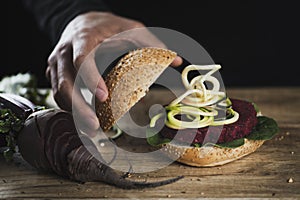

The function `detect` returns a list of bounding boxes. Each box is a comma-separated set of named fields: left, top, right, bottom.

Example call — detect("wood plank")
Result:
left=0, top=87, right=299, bottom=199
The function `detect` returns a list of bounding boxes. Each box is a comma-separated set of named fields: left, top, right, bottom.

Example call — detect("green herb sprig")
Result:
left=0, top=108, right=24, bottom=161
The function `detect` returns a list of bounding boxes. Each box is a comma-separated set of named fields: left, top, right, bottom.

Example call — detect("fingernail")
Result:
left=172, top=56, right=183, bottom=67
left=95, top=88, right=108, bottom=102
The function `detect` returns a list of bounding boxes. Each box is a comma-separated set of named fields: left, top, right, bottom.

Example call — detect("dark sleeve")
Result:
left=21, top=0, right=111, bottom=45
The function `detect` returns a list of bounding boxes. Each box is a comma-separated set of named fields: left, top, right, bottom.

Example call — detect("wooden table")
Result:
left=0, top=87, right=299, bottom=199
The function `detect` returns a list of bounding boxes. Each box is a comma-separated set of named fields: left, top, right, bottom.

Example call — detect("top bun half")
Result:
left=95, top=47, right=177, bottom=132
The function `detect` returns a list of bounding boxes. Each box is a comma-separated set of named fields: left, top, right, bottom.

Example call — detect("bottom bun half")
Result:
left=161, top=139, right=265, bottom=167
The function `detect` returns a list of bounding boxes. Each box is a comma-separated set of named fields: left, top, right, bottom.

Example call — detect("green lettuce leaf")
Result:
left=246, top=116, right=279, bottom=140
left=146, top=116, right=279, bottom=148
left=214, top=138, right=245, bottom=148
left=146, top=127, right=171, bottom=147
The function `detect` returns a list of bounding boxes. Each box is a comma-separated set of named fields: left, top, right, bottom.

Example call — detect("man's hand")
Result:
left=46, top=12, right=182, bottom=136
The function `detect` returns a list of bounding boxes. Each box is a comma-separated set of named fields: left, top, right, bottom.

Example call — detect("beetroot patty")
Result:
left=159, top=99, right=258, bottom=145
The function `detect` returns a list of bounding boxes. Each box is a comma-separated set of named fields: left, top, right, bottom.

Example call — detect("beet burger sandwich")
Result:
left=95, top=47, right=279, bottom=167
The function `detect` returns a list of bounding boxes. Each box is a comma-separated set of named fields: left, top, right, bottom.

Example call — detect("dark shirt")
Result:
left=21, top=0, right=110, bottom=44
left=4, top=0, right=299, bottom=87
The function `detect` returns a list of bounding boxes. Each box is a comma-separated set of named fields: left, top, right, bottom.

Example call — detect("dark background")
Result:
left=4, top=0, right=299, bottom=87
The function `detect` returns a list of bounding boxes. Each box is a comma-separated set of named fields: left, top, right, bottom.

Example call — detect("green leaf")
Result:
left=146, top=116, right=279, bottom=149
left=214, top=138, right=245, bottom=148
left=246, top=116, right=279, bottom=140
left=0, top=73, right=50, bottom=107
left=0, top=108, right=24, bottom=161
left=198, top=138, right=245, bottom=148
left=146, top=127, right=171, bottom=147
left=0, top=109, right=23, bottom=134
left=251, top=102, right=260, bottom=113
left=0, top=122, right=10, bottom=133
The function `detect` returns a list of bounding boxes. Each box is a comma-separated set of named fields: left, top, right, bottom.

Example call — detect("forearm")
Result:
left=21, top=0, right=110, bottom=44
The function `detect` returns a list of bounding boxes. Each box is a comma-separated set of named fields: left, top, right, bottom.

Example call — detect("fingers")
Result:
left=45, top=66, right=51, bottom=80
left=73, top=40, right=108, bottom=102
left=48, top=47, right=74, bottom=111
left=71, top=86, right=99, bottom=136
left=48, top=64, right=69, bottom=109
left=171, top=56, right=183, bottom=67
left=47, top=51, right=100, bottom=135
left=55, top=55, right=75, bottom=111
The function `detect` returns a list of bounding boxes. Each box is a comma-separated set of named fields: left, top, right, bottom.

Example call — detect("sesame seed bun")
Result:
left=161, top=139, right=265, bottom=167
left=95, top=47, right=177, bottom=132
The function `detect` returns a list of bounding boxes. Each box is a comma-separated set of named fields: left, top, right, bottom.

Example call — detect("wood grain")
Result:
left=0, top=87, right=299, bottom=199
